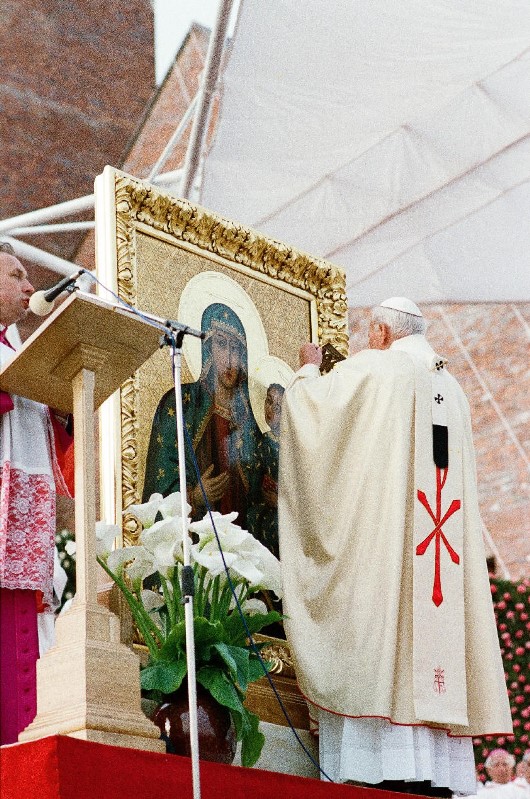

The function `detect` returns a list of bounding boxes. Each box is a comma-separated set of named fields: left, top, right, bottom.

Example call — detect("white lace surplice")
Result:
left=0, top=379, right=66, bottom=606
left=318, top=710, right=476, bottom=793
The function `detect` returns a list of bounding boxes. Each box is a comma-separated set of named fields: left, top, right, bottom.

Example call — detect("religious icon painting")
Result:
left=94, top=166, right=348, bottom=548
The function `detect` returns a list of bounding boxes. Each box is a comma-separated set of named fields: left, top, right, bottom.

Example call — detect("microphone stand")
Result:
left=117, top=310, right=204, bottom=799
left=65, top=286, right=205, bottom=799
left=164, top=328, right=202, bottom=799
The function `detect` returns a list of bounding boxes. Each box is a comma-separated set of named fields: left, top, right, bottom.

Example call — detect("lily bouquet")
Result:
left=97, top=492, right=282, bottom=767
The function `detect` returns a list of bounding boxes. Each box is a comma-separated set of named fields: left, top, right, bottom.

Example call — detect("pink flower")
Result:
left=516, top=602, right=525, bottom=611
left=515, top=629, right=523, bottom=638
left=504, top=592, right=512, bottom=601
left=516, top=647, right=526, bottom=656
left=497, top=601, right=507, bottom=610
left=516, top=584, right=526, bottom=593
left=513, top=663, right=520, bottom=671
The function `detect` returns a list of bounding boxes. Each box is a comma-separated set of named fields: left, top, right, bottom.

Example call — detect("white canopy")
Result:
left=200, top=0, right=530, bottom=306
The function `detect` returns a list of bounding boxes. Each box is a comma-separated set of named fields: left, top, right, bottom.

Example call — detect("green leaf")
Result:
left=223, top=611, right=282, bottom=646
left=239, top=707, right=265, bottom=768
left=196, top=667, right=264, bottom=765
left=140, top=659, right=187, bottom=694
left=213, top=643, right=251, bottom=691
left=247, top=655, right=271, bottom=684
left=197, top=666, right=245, bottom=715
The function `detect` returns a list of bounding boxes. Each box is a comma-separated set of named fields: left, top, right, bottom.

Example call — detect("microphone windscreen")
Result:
left=29, top=291, right=55, bottom=317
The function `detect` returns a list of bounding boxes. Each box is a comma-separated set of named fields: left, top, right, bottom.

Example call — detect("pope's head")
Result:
left=368, top=296, right=425, bottom=350
left=0, top=243, right=34, bottom=328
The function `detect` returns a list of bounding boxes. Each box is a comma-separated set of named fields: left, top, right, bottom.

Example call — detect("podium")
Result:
left=0, top=292, right=165, bottom=751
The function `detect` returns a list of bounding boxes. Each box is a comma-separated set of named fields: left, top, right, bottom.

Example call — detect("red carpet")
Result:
left=0, top=735, right=402, bottom=799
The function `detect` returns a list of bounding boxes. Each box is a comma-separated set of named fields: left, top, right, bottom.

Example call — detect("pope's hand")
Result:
left=299, top=342, right=323, bottom=367
left=191, top=464, right=229, bottom=509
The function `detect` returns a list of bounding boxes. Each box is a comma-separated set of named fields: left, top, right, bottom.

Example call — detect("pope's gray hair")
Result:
left=485, top=750, right=516, bottom=769
left=0, top=241, right=16, bottom=255
left=371, top=305, right=426, bottom=338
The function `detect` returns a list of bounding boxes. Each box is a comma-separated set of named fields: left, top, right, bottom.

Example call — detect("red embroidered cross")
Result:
left=416, top=467, right=461, bottom=606
left=433, top=667, right=446, bottom=694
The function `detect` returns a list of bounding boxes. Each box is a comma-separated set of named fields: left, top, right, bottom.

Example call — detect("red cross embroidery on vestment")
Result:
left=433, top=667, right=446, bottom=694
left=416, top=467, right=461, bottom=607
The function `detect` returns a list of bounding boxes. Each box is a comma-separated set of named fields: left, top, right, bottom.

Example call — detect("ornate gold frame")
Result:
left=94, top=166, right=348, bottom=542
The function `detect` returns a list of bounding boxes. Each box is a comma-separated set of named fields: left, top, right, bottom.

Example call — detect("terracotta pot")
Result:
left=152, top=683, right=237, bottom=764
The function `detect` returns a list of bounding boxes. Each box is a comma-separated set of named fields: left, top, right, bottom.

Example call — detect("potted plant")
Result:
left=96, top=491, right=282, bottom=767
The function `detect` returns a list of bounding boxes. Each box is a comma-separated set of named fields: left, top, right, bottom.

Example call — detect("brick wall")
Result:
left=0, top=0, right=155, bottom=260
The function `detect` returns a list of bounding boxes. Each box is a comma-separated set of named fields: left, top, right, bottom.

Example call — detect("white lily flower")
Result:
left=158, top=491, right=191, bottom=520
left=95, top=521, right=120, bottom=557
left=140, top=516, right=185, bottom=577
left=191, top=542, right=239, bottom=577
left=238, top=536, right=283, bottom=598
left=107, top=545, right=155, bottom=585
left=190, top=511, right=248, bottom=550
left=124, top=493, right=164, bottom=528
left=65, top=540, right=76, bottom=557
left=240, top=597, right=268, bottom=615
left=189, top=510, right=282, bottom=596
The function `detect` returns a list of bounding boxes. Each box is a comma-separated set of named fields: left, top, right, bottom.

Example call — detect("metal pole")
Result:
left=0, top=236, right=85, bottom=276
left=0, top=194, right=95, bottom=233
left=147, top=95, right=199, bottom=182
left=179, top=0, right=234, bottom=199
left=172, top=338, right=201, bottom=799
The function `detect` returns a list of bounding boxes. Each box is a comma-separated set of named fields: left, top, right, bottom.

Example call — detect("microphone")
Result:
left=29, top=269, right=86, bottom=316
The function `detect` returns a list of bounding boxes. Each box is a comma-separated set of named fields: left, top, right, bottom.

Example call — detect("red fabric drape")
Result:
left=1, top=735, right=405, bottom=799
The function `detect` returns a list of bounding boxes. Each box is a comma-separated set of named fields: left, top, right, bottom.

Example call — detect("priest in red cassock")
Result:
left=278, top=297, right=511, bottom=795
left=0, top=242, right=73, bottom=745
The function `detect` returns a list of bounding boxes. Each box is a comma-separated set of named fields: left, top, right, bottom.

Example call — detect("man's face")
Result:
left=212, top=331, right=243, bottom=391
left=0, top=254, right=34, bottom=328
left=487, top=758, right=514, bottom=784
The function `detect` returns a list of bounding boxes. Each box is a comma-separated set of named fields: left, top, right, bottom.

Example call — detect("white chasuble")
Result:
left=278, top=336, right=511, bottom=737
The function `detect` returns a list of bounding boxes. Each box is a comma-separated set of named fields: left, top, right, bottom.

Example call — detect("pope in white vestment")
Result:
left=278, top=298, right=512, bottom=793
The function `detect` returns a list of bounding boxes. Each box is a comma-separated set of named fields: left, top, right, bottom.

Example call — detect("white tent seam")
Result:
left=249, top=45, right=530, bottom=233
left=328, top=135, right=530, bottom=265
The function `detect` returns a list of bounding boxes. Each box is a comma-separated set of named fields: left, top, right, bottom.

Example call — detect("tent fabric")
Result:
left=201, top=0, right=530, bottom=305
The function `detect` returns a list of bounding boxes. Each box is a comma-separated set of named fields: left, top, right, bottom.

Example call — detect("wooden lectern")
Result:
left=0, top=292, right=165, bottom=751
